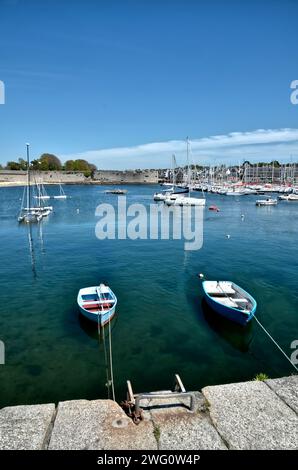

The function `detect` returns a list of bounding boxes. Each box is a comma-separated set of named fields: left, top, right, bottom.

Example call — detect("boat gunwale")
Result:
left=77, top=285, right=117, bottom=316
left=202, top=281, right=257, bottom=316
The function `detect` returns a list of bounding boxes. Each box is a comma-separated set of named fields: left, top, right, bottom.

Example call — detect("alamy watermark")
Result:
left=0, top=340, right=4, bottom=365
left=290, top=80, right=298, bottom=104
left=0, top=80, right=4, bottom=104
left=95, top=196, right=204, bottom=251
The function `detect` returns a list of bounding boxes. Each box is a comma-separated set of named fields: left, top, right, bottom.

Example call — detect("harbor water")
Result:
left=0, top=184, right=297, bottom=407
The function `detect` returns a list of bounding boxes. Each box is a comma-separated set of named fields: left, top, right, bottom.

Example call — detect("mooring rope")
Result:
left=96, top=288, right=116, bottom=401
left=108, top=315, right=116, bottom=401
left=253, top=316, right=298, bottom=373
left=97, top=308, right=111, bottom=399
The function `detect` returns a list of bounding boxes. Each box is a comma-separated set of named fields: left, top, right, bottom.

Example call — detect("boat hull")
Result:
left=77, top=284, right=117, bottom=325
left=202, top=282, right=256, bottom=326
left=18, top=212, right=41, bottom=224
left=175, top=197, right=206, bottom=206
left=78, top=304, right=116, bottom=324
left=256, top=200, right=277, bottom=206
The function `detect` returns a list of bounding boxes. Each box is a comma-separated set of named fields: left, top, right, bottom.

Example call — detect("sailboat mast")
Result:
left=26, top=143, right=30, bottom=210
left=186, top=137, right=191, bottom=196
left=172, top=154, right=176, bottom=189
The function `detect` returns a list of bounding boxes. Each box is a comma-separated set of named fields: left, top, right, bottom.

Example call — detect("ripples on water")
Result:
left=0, top=184, right=297, bottom=407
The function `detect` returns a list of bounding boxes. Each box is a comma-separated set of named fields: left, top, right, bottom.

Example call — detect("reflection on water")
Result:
left=201, top=299, right=254, bottom=353
left=23, top=220, right=47, bottom=278
left=27, top=223, right=37, bottom=279
left=78, top=311, right=119, bottom=341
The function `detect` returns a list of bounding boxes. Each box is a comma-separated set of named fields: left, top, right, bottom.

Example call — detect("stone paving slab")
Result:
left=1, top=376, right=297, bottom=450
left=48, top=399, right=157, bottom=450
left=151, top=412, right=227, bottom=450
left=0, top=403, right=56, bottom=450
left=140, top=391, right=226, bottom=450
left=266, top=376, right=298, bottom=414
left=202, top=380, right=298, bottom=450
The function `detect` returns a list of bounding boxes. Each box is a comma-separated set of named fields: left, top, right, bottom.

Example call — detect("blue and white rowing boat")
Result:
left=77, top=283, right=117, bottom=324
left=202, top=281, right=257, bottom=326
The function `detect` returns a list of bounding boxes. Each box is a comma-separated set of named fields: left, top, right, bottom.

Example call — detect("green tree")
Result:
left=64, top=160, right=75, bottom=171
left=6, top=161, right=21, bottom=170
left=31, top=159, right=41, bottom=170
left=18, top=158, right=27, bottom=171
left=72, top=159, right=90, bottom=171
left=39, top=153, right=62, bottom=171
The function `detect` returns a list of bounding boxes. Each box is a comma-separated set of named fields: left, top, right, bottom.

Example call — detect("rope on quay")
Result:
left=253, top=316, right=298, bottom=373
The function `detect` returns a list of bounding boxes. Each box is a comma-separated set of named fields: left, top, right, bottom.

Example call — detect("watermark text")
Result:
left=290, top=80, right=298, bottom=105
left=95, top=196, right=204, bottom=251
left=0, top=80, right=4, bottom=104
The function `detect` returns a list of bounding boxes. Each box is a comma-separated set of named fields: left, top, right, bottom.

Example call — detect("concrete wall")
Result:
left=93, top=169, right=158, bottom=184
left=0, top=170, right=158, bottom=185
left=0, top=170, right=27, bottom=184
left=0, top=170, right=85, bottom=184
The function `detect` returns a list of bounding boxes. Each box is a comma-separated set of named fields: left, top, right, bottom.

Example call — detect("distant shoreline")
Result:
left=0, top=181, right=158, bottom=188
left=0, top=169, right=159, bottom=186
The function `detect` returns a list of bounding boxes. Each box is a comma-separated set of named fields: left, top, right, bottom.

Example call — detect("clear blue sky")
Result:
left=0, top=0, right=297, bottom=168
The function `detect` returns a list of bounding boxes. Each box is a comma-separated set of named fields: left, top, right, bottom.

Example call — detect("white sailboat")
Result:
left=18, top=144, right=43, bottom=223
left=154, top=155, right=188, bottom=201
left=165, top=139, right=205, bottom=207
left=33, top=181, right=50, bottom=200
left=53, top=183, right=68, bottom=199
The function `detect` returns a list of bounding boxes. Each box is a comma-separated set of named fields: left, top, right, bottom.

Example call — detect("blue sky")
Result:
left=0, top=0, right=297, bottom=169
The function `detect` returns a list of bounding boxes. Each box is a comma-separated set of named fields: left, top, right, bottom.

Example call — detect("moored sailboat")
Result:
left=165, top=139, right=205, bottom=207
left=154, top=155, right=189, bottom=201
left=18, top=144, right=43, bottom=223
left=33, top=181, right=50, bottom=200
left=53, top=183, right=68, bottom=199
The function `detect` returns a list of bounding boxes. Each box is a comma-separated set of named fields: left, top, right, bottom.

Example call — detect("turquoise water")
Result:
left=0, top=184, right=297, bottom=407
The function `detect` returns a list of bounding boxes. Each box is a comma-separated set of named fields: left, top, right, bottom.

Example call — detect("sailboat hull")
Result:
left=18, top=213, right=40, bottom=224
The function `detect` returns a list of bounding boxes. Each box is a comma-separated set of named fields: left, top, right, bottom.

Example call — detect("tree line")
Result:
left=0, top=154, right=97, bottom=177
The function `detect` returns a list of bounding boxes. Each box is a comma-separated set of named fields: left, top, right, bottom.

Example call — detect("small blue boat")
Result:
left=202, top=281, right=257, bottom=326
left=77, top=283, right=117, bottom=325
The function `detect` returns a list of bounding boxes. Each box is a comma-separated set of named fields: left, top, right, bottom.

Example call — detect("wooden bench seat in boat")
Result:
left=83, top=302, right=114, bottom=310
left=205, top=282, right=236, bottom=296
left=214, top=297, right=239, bottom=308
left=233, top=298, right=249, bottom=304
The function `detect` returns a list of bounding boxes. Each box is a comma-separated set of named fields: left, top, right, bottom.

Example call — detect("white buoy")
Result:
left=226, top=234, right=230, bottom=239
left=241, top=214, right=245, bottom=220
left=76, top=208, right=80, bottom=214
left=199, top=273, right=204, bottom=279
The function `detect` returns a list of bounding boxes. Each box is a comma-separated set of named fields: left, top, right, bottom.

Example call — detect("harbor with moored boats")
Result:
left=0, top=174, right=297, bottom=411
